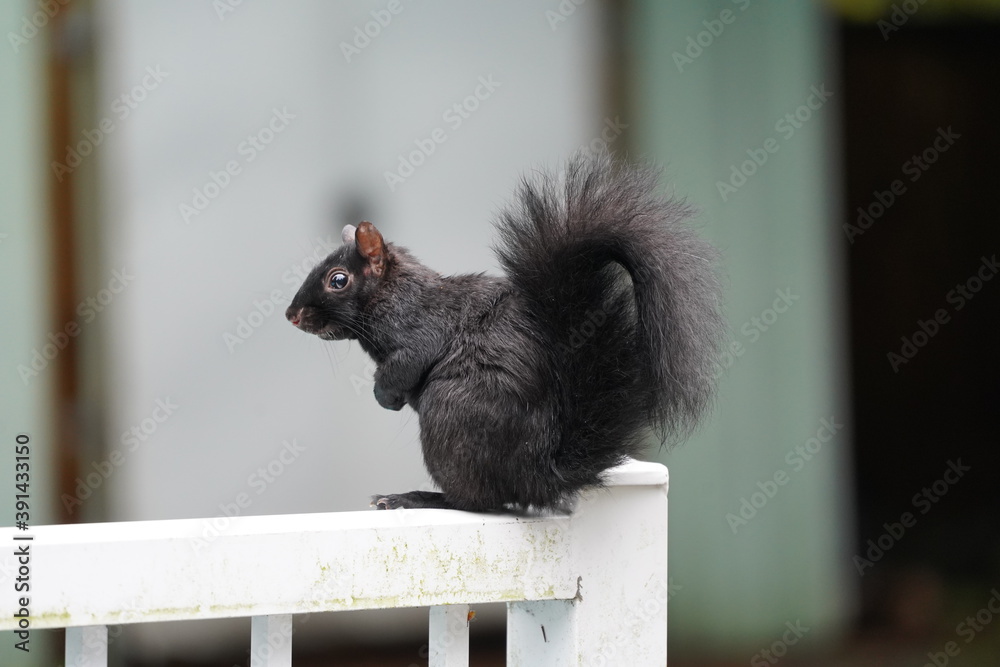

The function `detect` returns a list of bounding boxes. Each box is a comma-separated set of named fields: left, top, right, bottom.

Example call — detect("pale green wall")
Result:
left=0, top=1, right=58, bottom=664
left=630, top=0, right=855, bottom=653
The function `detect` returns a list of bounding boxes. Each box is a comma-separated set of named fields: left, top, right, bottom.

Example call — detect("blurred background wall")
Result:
left=1, top=0, right=998, bottom=665
left=0, top=1, right=58, bottom=665
left=633, top=0, right=855, bottom=653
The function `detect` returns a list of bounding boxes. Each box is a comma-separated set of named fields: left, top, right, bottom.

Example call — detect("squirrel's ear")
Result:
left=355, top=221, right=387, bottom=277
left=341, top=224, right=357, bottom=245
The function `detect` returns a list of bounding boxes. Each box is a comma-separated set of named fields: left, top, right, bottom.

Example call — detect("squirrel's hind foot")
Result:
left=370, top=490, right=452, bottom=510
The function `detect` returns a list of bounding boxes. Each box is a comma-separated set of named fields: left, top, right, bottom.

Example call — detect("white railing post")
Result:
left=66, top=625, right=108, bottom=667
left=250, top=614, right=292, bottom=667
left=428, top=604, right=470, bottom=666
left=507, top=460, right=669, bottom=666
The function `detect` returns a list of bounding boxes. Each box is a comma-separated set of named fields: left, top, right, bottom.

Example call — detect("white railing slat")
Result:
left=507, top=599, right=577, bottom=666
left=65, top=625, right=108, bottom=667
left=250, top=614, right=293, bottom=667
left=428, top=604, right=470, bottom=666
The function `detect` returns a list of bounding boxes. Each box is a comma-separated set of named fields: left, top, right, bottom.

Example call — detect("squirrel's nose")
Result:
left=286, top=306, right=302, bottom=327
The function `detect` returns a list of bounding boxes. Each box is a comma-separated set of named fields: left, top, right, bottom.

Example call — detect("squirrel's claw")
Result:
left=370, top=494, right=396, bottom=510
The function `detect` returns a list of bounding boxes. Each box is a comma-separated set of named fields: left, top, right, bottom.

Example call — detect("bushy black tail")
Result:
left=494, top=152, right=724, bottom=486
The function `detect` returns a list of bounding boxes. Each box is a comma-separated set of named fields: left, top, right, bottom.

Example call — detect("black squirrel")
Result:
left=286, top=153, right=724, bottom=511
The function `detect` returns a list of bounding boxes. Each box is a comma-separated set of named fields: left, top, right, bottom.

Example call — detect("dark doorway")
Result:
left=840, top=19, right=1000, bottom=635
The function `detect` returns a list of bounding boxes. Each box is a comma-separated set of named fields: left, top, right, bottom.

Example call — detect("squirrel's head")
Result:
left=285, top=221, right=389, bottom=341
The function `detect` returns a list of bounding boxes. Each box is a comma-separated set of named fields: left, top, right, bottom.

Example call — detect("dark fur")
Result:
left=286, top=153, right=724, bottom=511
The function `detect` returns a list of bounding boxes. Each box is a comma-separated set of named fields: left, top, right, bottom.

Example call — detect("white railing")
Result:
left=0, top=459, right=668, bottom=666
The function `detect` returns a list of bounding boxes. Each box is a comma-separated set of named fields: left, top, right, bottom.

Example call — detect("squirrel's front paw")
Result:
left=373, top=383, right=406, bottom=411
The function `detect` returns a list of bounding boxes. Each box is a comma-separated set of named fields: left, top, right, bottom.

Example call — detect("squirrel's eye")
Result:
left=329, top=272, right=349, bottom=290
